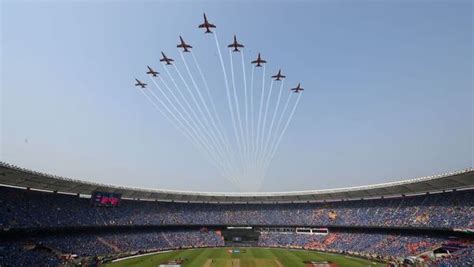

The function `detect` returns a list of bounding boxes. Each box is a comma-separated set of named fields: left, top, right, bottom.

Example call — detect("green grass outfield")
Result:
left=106, top=247, right=385, bottom=267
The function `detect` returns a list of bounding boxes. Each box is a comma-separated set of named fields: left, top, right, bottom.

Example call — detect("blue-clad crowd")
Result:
left=0, top=187, right=472, bottom=229
left=2, top=231, right=471, bottom=266
left=0, top=186, right=472, bottom=266
left=0, top=230, right=224, bottom=266
left=259, top=232, right=473, bottom=266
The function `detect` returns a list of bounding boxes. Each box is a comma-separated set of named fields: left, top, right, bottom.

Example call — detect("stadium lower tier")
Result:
left=0, top=186, right=472, bottom=229
left=0, top=229, right=472, bottom=266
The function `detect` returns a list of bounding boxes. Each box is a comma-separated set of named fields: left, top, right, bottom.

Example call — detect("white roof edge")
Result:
left=1, top=161, right=472, bottom=198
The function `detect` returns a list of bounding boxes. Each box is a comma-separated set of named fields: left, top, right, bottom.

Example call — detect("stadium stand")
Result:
left=0, top=162, right=472, bottom=266
left=0, top=185, right=472, bottom=229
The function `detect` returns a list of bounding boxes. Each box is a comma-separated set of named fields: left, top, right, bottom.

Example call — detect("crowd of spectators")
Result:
left=0, top=186, right=472, bottom=229
left=0, top=186, right=472, bottom=265
left=1, top=230, right=224, bottom=266
left=432, top=247, right=473, bottom=266
left=2, top=230, right=471, bottom=266
left=258, top=232, right=444, bottom=257
left=0, top=241, right=61, bottom=267
left=38, top=230, right=224, bottom=257
left=258, top=232, right=473, bottom=265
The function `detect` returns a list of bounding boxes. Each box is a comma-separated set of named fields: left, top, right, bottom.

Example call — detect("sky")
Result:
left=1, top=0, right=472, bottom=192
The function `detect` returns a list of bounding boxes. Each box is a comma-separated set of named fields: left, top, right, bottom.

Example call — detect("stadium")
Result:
left=0, top=162, right=473, bottom=266
left=2, top=1, right=473, bottom=267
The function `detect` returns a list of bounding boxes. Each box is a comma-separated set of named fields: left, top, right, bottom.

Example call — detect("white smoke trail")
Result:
left=260, top=89, right=292, bottom=175
left=162, top=66, right=226, bottom=163
left=260, top=80, right=285, bottom=174
left=214, top=30, right=245, bottom=176
left=155, top=73, right=234, bottom=178
left=259, top=79, right=274, bottom=169
left=241, top=51, right=250, bottom=166
left=172, top=63, right=234, bottom=174
left=249, top=67, right=255, bottom=168
left=228, top=49, right=247, bottom=178
left=190, top=52, right=239, bottom=177
left=262, top=92, right=303, bottom=177
left=142, top=83, right=239, bottom=186
left=178, top=51, right=239, bottom=180
left=149, top=77, right=222, bottom=168
left=190, top=53, right=226, bottom=134
left=255, top=65, right=266, bottom=166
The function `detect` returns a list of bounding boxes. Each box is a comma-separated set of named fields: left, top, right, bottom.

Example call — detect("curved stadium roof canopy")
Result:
left=0, top=162, right=472, bottom=203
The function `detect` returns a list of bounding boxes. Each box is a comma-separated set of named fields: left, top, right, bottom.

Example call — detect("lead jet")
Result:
left=198, top=13, right=216, bottom=33
left=135, top=79, right=147, bottom=88
left=271, top=69, right=286, bottom=81
left=146, top=66, right=159, bottom=77
left=251, top=53, right=266, bottom=67
left=227, top=35, right=244, bottom=52
left=160, top=52, right=174, bottom=65
left=291, top=83, right=304, bottom=93
left=177, top=36, right=192, bottom=52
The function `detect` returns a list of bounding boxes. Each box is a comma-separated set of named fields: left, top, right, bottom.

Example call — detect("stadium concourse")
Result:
left=0, top=162, right=473, bottom=266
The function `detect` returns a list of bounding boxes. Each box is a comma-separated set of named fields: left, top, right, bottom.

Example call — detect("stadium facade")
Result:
left=0, top=162, right=473, bottom=266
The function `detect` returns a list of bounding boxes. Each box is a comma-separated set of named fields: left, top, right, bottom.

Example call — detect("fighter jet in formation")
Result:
left=160, top=52, right=174, bottom=65
left=177, top=36, right=192, bottom=52
left=135, top=79, right=147, bottom=88
left=228, top=35, right=244, bottom=52
left=198, top=13, right=216, bottom=33
left=271, top=69, right=286, bottom=81
left=135, top=13, right=305, bottom=97
left=291, top=83, right=304, bottom=93
left=251, top=53, right=266, bottom=67
left=146, top=66, right=159, bottom=77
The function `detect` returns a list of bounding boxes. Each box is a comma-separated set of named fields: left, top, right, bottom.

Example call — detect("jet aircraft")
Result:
left=177, top=36, right=192, bottom=52
left=198, top=13, right=216, bottom=33
left=271, top=69, right=286, bottom=81
left=227, top=35, right=244, bottom=52
left=160, top=52, right=174, bottom=65
left=146, top=66, right=159, bottom=77
left=251, top=53, right=267, bottom=67
left=135, top=79, right=147, bottom=88
left=291, top=83, right=304, bottom=93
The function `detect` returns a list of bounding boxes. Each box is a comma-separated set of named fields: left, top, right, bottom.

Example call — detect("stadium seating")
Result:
left=259, top=232, right=443, bottom=257
left=0, top=241, right=61, bottom=267
left=1, top=230, right=224, bottom=266
left=0, top=186, right=472, bottom=229
left=2, top=230, right=472, bottom=266
left=37, top=230, right=224, bottom=257
left=258, top=232, right=473, bottom=266
left=0, top=186, right=472, bottom=266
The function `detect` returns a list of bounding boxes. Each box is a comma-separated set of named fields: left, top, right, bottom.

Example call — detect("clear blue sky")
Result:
left=1, top=0, right=472, bottom=192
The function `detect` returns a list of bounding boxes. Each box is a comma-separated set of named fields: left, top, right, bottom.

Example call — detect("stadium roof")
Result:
left=0, top=161, right=472, bottom=203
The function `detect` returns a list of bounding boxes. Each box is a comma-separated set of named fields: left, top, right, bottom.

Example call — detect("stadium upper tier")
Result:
left=1, top=185, right=473, bottom=229
left=0, top=162, right=472, bottom=203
